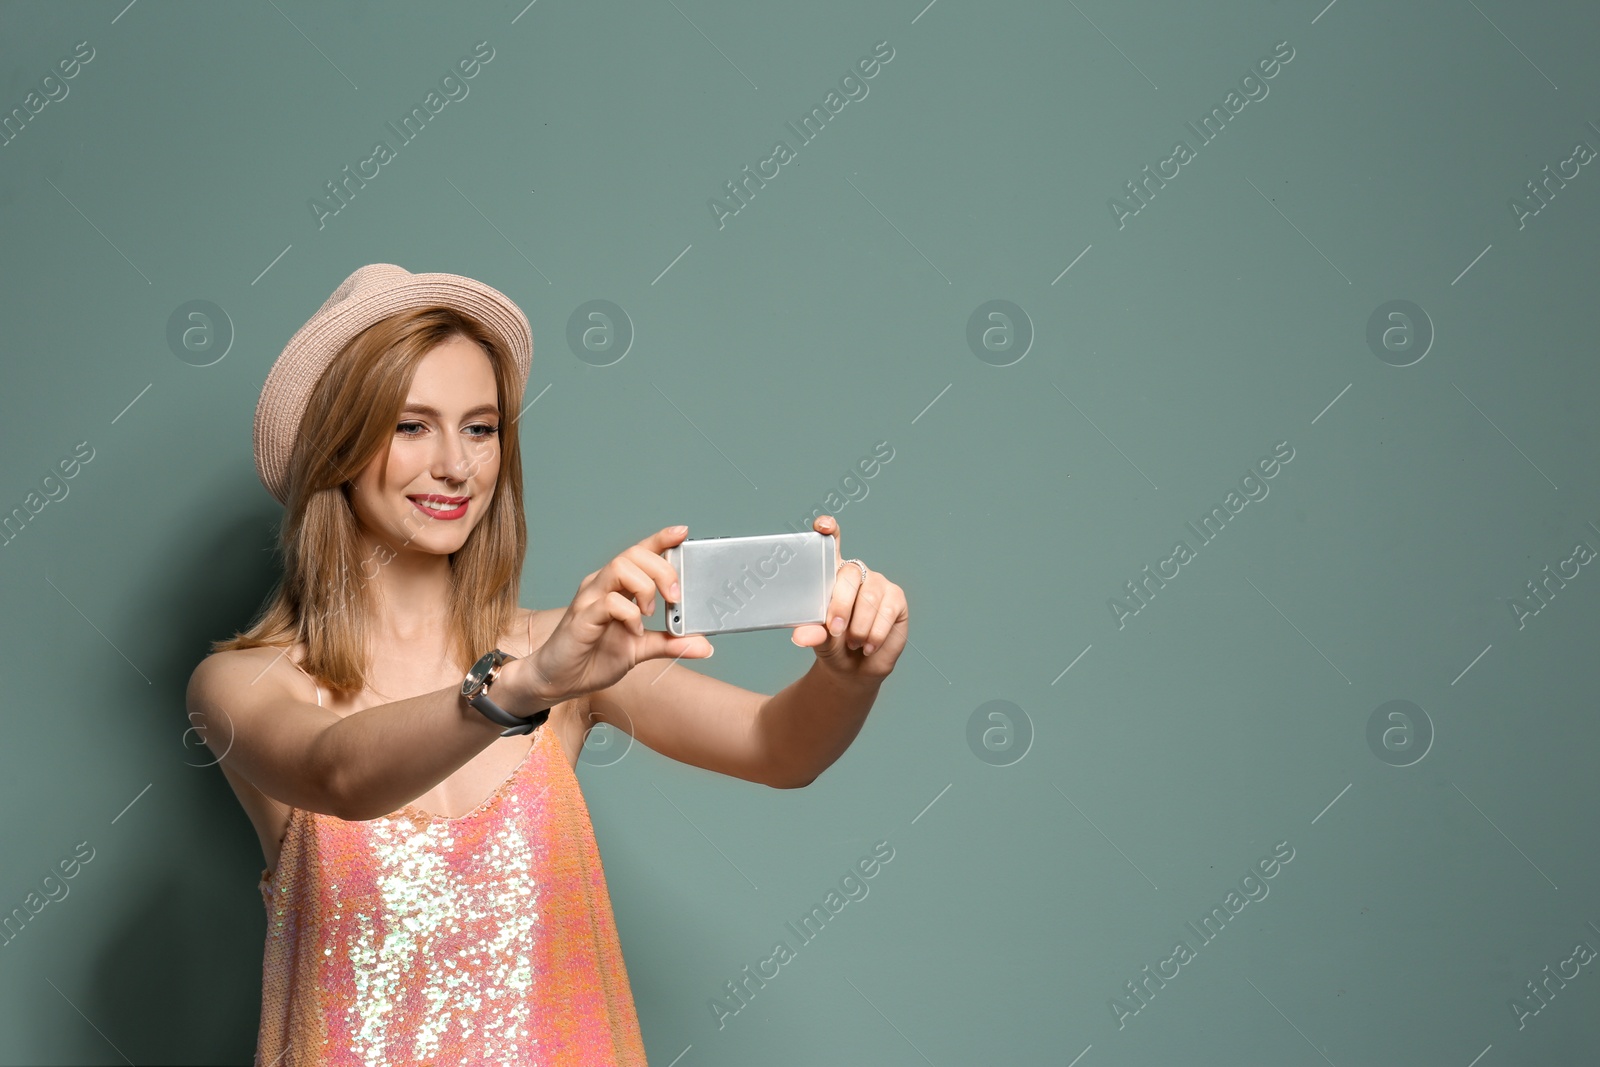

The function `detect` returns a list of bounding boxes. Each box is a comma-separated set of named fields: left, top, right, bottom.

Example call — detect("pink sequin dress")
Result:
left=255, top=641, right=649, bottom=1067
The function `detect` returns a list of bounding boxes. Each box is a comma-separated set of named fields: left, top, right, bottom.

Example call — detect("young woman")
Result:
left=186, top=263, right=909, bottom=1066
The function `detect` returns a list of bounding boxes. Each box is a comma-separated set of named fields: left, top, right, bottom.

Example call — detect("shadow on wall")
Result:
left=72, top=467, right=285, bottom=1063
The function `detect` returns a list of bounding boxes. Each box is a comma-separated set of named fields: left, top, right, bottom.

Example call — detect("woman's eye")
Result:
left=396, top=421, right=498, bottom=437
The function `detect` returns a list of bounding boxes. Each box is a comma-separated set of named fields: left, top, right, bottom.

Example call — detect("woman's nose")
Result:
left=433, top=430, right=492, bottom=483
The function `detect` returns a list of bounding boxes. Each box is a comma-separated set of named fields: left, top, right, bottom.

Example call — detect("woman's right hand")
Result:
left=507, top=524, right=713, bottom=710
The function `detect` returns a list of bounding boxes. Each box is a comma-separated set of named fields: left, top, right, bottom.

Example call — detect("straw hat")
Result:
left=252, top=263, right=533, bottom=505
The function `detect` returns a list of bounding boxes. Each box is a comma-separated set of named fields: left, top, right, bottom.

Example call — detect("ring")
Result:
left=842, top=558, right=868, bottom=584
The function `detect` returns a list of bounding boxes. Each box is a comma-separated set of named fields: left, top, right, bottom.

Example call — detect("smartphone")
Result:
left=664, top=530, right=838, bottom=636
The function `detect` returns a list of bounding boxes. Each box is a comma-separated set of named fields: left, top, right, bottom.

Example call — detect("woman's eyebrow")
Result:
left=401, top=403, right=500, bottom=418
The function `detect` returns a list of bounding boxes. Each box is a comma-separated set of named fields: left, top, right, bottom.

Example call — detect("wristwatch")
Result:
left=461, top=649, right=552, bottom=736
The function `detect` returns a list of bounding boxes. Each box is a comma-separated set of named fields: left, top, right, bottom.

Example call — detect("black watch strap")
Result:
left=470, top=689, right=552, bottom=737
left=463, top=648, right=553, bottom=737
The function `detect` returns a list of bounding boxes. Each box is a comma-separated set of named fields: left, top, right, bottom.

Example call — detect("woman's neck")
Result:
left=364, top=544, right=456, bottom=645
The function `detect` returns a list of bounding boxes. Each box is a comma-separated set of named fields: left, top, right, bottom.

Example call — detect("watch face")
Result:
left=462, top=649, right=506, bottom=696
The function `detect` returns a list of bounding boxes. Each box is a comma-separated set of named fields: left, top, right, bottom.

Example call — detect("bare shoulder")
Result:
left=187, top=644, right=309, bottom=713
left=184, top=645, right=315, bottom=852
left=186, top=644, right=321, bottom=774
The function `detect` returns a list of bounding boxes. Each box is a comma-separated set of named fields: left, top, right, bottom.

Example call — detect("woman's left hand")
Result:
left=791, top=515, right=908, bottom=682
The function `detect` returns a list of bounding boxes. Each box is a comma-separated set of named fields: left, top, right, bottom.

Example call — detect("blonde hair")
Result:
left=212, top=306, right=527, bottom=697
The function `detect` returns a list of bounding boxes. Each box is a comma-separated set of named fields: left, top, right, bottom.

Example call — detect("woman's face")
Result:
left=349, top=334, right=503, bottom=557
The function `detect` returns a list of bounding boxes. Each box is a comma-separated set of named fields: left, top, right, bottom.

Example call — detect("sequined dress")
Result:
left=255, top=639, right=649, bottom=1067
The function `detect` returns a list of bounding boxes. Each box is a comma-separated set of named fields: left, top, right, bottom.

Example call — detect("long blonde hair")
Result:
left=212, top=305, right=527, bottom=697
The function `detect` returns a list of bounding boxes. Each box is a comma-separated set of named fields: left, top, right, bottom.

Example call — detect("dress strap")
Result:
left=526, top=608, right=534, bottom=657
left=285, top=647, right=323, bottom=708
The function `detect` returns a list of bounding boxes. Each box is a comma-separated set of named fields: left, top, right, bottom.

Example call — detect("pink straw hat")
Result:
left=252, top=263, right=533, bottom=506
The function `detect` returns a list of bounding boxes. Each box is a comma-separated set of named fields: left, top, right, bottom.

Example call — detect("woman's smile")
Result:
left=408, top=494, right=469, bottom=520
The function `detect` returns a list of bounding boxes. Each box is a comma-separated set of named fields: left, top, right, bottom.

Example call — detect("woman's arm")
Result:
left=186, top=648, right=555, bottom=821
left=192, top=524, right=713, bottom=820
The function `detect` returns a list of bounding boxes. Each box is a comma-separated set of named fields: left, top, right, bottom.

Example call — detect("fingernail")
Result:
left=670, top=582, right=680, bottom=599
left=830, top=616, right=845, bottom=634
left=673, top=525, right=688, bottom=534
left=863, top=643, right=875, bottom=655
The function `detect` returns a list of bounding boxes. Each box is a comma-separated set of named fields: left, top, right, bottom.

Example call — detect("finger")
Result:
left=641, top=629, right=714, bottom=660
left=621, top=543, right=680, bottom=610
left=844, top=578, right=882, bottom=649
left=645, top=523, right=691, bottom=553
left=607, top=555, right=663, bottom=618
left=861, top=592, right=903, bottom=656
left=601, top=590, right=713, bottom=658
left=824, top=561, right=863, bottom=641
left=602, top=589, right=647, bottom=637
left=580, top=526, right=685, bottom=607
left=790, top=622, right=829, bottom=647
left=815, top=514, right=842, bottom=569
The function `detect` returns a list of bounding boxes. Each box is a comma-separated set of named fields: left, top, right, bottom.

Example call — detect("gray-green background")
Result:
left=3, top=0, right=1598, bottom=1063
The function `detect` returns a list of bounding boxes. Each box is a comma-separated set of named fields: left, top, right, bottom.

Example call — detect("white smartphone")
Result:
left=664, top=530, right=839, bottom=636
